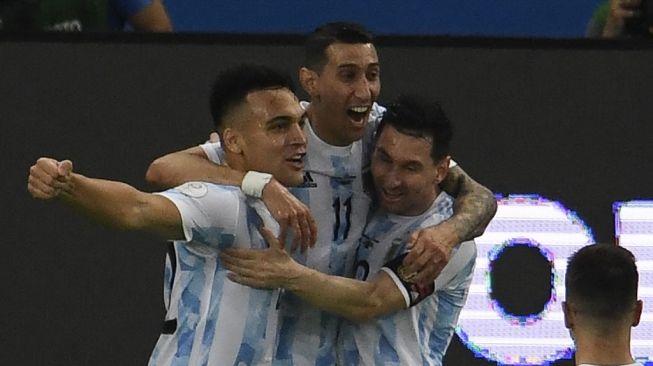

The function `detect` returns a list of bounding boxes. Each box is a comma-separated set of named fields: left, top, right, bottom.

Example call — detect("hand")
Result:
left=220, top=226, right=299, bottom=289
left=604, top=0, right=642, bottom=37
left=27, top=158, right=74, bottom=200
left=208, top=132, right=220, bottom=143
left=402, top=222, right=460, bottom=287
left=261, top=179, right=317, bottom=253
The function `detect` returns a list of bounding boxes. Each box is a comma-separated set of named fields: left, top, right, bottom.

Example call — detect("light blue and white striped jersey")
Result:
left=201, top=101, right=383, bottom=365
left=149, top=182, right=281, bottom=366
left=338, top=192, right=477, bottom=366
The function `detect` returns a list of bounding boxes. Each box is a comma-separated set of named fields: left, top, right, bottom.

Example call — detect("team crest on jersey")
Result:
left=177, top=182, right=208, bottom=198
left=297, top=171, right=317, bottom=188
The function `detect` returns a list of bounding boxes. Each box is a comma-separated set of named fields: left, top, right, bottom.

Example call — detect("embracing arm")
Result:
left=146, top=143, right=317, bottom=250
left=146, top=145, right=245, bottom=189
left=285, top=266, right=405, bottom=322
left=403, top=164, right=496, bottom=286
left=220, top=227, right=406, bottom=322
left=439, top=165, right=497, bottom=242
left=29, top=157, right=183, bottom=239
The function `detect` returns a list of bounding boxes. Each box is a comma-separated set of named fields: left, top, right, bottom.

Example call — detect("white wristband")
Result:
left=241, top=171, right=273, bottom=198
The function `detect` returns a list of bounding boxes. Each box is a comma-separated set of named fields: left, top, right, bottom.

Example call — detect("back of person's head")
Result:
left=210, top=64, right=295, bottom=131
left=304, top=22, right=374, bottom=71
left=565, top=244, right=639, bottom=326
left=376, top=94, right=453, bottom=163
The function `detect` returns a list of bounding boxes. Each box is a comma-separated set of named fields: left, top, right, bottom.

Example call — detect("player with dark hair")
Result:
left=145, top=22, right=497, bottom=364
left=27, top=64, right=306, bottom=365
left=221, top=95, right=477, bottom=365
left=563, top=244, right=643, bottom=366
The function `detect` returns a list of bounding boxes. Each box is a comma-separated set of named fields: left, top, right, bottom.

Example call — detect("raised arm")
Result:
left=220, top=227, right=407, bottom=322
left=403, top=164, right=497, bottom=286
left=146, top=143, right=317, bottom=251
left=28, top=157, right=183, bottom=240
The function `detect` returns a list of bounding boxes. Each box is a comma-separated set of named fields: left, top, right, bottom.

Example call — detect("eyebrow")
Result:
left=375, top=146, right=392, bottom=159
left=336, top=62, right=380, bottom=70
left=265, top=110, right=307, bottom=126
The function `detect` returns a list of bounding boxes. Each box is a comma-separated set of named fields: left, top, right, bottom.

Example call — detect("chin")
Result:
left=380, top=200, right=403, bottom=215
left=281, top=174, right=305, bottom=187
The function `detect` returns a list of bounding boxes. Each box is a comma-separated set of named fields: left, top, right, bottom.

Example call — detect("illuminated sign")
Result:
left=456, top=196, right=653, bottom=365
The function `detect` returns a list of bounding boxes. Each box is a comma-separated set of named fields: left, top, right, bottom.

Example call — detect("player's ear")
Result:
left=222, top=127, right=243, bottom=154
left=299, top=67, right=319, bottom=98
left=633, top=300, right=644, bottom=327
left=433, top=156, right=450, bottom=185
left=562, top=301, right=574, bottom=329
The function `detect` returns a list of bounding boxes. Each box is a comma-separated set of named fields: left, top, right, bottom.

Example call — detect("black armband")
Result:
left=382, top=253, right=434, bottom=307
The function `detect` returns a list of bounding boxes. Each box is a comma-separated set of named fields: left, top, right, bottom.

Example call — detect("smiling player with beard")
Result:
left=145, top=23, right=497, bottom=365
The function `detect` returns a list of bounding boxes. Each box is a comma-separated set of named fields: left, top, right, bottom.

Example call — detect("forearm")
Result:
left=61, top=173, right=154, bottom=231
left=440, top=167, right=497, bottom=242
left=286, top=267, right=401, bottom=322
left=146, top=149, right=245, bottom=189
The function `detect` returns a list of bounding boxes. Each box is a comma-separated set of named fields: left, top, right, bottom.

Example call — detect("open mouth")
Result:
left=285, top=153, right=306, bottom=168
left=347, top=106, right=370, bottom=125
left=380, top=189, right=403, bottom=202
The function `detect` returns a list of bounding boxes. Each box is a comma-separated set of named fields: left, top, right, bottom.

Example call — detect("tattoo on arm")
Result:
left=440, top=166, right=498, bottom=241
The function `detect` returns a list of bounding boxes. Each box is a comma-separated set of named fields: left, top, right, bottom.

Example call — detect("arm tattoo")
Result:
left=440, top=166, right=497, bottom=241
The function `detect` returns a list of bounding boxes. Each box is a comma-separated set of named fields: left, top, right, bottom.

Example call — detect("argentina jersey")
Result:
left=338, top=192, right=477, bottom=366
left=149, top=182, right=281, bottom=366
left=270, top=102, right=384, bottom=366
left=199, top=102, right=383, bottom=365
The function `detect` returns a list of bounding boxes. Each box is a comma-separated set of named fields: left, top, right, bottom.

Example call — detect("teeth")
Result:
left=349, top=106, right=369, bottom=113
left=287, top=154, right=305, bottom=161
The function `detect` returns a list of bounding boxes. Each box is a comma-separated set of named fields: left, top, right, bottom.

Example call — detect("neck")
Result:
left=573, top=327, right=634, bottom=365
left=306, top=104, right=350, bottom=147
left=224, top=154, right=245, bottom=173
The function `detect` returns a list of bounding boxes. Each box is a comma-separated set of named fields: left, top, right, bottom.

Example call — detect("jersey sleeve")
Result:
left=362, top=103, right=386, bottom=172
left=155, top=182, right=239, bottom=249
left=199, top=141, right=225, bottom=165
left=380, top=253, right=435, bottom=308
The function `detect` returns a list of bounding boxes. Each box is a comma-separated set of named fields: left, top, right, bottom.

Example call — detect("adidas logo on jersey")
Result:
left=297, top=171, right=317, bottom=188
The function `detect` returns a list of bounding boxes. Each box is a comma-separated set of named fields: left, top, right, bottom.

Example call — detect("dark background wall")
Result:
left=2, top=34, right=652, bottom=365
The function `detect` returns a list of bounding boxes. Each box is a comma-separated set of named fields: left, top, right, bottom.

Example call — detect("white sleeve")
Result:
left=155, top=182, right=240, bottom=248
left=432, top=240, right=476, bottom=291
left=199, top=141, right=225, bottom=165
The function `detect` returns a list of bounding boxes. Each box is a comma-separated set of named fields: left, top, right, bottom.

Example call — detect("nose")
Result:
left=288, top=122, right=307, bottom=146
left=383, top=166, right=402, bottom=190
left=353, top=76, right=372, bottom=101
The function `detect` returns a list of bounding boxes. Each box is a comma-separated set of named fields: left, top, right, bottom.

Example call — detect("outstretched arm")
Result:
left=146, top=142, right=317, bottom=251
left=220, top=227, right=406, bottom=323
left=403, top=164, right=497, bottom=286
left=28, top=157, right=183, bottom=239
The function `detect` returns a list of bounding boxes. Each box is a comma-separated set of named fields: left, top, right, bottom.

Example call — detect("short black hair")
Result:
left=376, top=95, right=453, bottom=163
left=566, top=244, right=639, bottom=321
left=209, top=64, right=295, bottom=131
left=304, top=22, right=374, bottom=71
